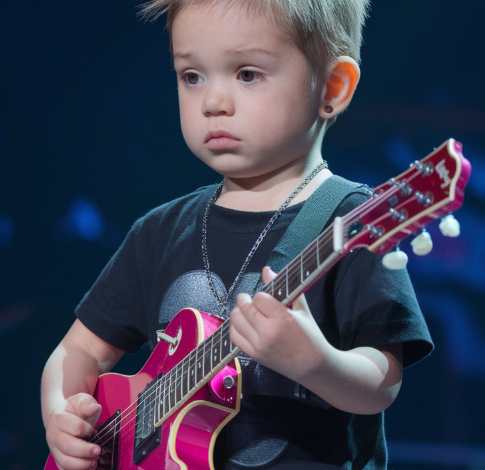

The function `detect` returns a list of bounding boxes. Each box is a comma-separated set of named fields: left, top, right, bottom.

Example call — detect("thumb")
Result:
left=81, top=400, right=102, bottom=428
left=70, top=394, right=102, bottom=428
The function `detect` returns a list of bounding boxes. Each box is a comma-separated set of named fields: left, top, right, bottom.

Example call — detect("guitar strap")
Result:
left=267, top=174, right=372, bottom=274
left=263, top=175, right=372, bottom=405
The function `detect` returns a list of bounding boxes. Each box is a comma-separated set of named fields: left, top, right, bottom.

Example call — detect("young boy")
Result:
left=41, top=1, right=433, bottom=469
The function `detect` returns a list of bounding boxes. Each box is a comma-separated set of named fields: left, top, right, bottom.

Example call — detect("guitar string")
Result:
left=90, top=321, right=231, bottom=446
left=90, top=175, right=421, bottom=448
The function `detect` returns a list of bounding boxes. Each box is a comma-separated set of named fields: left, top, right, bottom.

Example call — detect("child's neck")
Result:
left=214, top=160, right=332, bottom=212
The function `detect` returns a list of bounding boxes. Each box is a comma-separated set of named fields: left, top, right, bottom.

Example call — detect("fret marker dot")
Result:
left=278, top=289, right=282, bottom=296
left=306, top=270, right=310, bottom=277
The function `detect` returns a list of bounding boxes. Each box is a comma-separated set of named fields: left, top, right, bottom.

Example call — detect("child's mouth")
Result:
left=205, top=130, right=240, bottom=150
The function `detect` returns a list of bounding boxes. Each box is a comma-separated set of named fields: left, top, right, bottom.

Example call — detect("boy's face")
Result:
left=172, top=4, right=323, bottom=180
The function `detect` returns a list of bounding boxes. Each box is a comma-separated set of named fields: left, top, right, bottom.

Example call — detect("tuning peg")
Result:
left=382, top=248, right=408, bottom=270
left=439, top=214, right=460, bottom=237
left=411, top=230, right=433, bottom=256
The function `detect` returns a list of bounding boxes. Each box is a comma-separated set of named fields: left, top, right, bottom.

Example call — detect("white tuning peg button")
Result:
left=382, top=249, right=409, bottom=270
left=411, top=231, right=433, bottom=256
left=439, top=214, right=460, bottom=237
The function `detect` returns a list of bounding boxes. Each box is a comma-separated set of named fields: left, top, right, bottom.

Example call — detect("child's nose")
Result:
left=201, top=84, right=235, bottom=117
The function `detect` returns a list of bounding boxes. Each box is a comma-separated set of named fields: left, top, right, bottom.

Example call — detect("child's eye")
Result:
left=181, top=72, right=203, bottom=85
left=238, top=70, right=262, bottom=84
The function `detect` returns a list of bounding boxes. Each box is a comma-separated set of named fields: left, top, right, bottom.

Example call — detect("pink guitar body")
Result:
left=45, top=308, right=241, bottom=470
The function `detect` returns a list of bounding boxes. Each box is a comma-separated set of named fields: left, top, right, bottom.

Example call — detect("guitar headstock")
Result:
left=344, top=139, right=472, bottom=256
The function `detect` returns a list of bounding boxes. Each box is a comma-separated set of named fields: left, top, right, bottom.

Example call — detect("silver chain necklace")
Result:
left=202, top=161, right=328, bottom=315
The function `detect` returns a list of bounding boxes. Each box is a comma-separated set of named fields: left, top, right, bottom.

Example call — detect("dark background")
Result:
left=1, top=1, right=484, bottom=469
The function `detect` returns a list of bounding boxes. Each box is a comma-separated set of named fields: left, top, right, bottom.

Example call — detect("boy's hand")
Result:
left=45, top=393, right=101, bottom=470
left=229, top=266, right=328, bottom=382
left=229, top=267, right=403, bottom=415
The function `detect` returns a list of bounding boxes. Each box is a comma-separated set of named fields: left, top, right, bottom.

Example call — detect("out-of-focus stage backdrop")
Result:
left=1, top=1, right=484, bottom=469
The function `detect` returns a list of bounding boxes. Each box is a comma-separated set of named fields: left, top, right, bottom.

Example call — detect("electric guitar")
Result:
left=45, top=138, right=471, bottom=470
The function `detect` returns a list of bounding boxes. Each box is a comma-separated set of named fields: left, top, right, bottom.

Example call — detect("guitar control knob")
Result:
left=439, top=214, right=460, bottom=237
left=382, top=248, right=408, bottom=270
left=411, top=230, right=433, bottom=256
left=223, top=376, right=235, bottom=390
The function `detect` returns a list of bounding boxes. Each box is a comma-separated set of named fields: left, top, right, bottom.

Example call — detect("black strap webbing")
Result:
left=267, top=174, right=371, bottom=274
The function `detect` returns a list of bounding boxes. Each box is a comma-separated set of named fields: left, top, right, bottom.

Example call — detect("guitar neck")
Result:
left=261, top=217, right=347, bottom=306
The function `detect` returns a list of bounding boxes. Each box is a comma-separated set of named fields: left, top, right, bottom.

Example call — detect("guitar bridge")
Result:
left=133, top=375, right=162, bottom=465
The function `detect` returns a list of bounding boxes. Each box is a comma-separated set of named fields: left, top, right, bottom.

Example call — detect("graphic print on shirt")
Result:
left=158, top=269, right=262, bottom=369
left=158, top=269, right=262, bottom=322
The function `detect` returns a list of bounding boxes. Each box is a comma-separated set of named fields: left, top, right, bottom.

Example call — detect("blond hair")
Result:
left=140, top=0, right=370, bottom=79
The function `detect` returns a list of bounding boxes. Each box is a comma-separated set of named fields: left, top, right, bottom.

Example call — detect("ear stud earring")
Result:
left=324, top=105, right=333, bottom=114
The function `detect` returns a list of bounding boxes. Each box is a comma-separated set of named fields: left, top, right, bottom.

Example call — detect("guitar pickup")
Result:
left=133, top=376, right=162, bottom=465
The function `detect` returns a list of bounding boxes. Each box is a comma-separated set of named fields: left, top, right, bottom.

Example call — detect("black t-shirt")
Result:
left=76, top=183, right=433, bottom=469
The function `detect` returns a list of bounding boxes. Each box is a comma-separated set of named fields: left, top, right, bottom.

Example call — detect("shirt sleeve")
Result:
left=75, top=218, right=149, bottom=354
left=332, top=246, right=434, bottom=367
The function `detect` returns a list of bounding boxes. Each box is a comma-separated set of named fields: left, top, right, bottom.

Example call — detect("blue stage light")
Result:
left=0, top=215, right=14, bottom=247
left=60, top=197, right=105, bottom=241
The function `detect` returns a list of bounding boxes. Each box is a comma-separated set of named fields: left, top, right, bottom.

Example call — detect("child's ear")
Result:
left=318, top=56, right=360, bottom=120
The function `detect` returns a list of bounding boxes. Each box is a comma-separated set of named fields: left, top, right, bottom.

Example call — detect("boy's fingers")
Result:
left=50, top=432, right=100, bottom=470
left=56, top=430, right=101, bottom=459
left=261, top=266, right=277, bottom=284
left=52, top=449, right=98, bottom=470
left=236, top=292, right=252, bottom=308
left=53, top=413, right=95, bottom=443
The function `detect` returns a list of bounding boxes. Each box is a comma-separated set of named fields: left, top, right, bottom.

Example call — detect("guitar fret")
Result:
left=221, top=322, right=231, bottom=358
left=316, top=236, right=320, bottom=267
left=300, top=251, right=304, bottom=283
left=155, top=378, right=161, bottom=423
left=203, top=335, right=212, bottom=377
left=181, top=356, right=189, bottom=397
left=302, top=244, right=318, bottom=282
left=189, top=350, right=197, bottom=390
left=287, top=258, right=302, bottom=296
left=175, top=363, right=182, bottom=404
left=169, top=369, right=176, bottom=410
left=196, top=343, right=204, bottom=383
left=213, top=327, right=221, bottom=366
left=163, top=375, right=169, bottom=416
left=318, top=233, right=334, bottom=266
left=161, top=376, right=166, bottom=418
left=285, top=265, right=288, bottom=297
left=273, top=276, right=285, bottom=301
